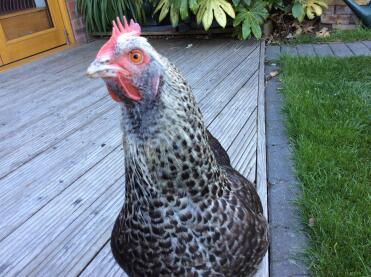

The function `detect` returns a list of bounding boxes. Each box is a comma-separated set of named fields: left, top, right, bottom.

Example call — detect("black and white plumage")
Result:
left=87, top=18, right=268, bottom=277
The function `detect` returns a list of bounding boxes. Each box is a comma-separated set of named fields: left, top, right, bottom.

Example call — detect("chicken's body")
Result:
left=110, top=60, right=268, bottom=276
left=87, top=18, right=268, bottom=277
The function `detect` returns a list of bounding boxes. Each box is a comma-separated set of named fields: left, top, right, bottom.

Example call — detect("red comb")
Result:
left=96, top=17, right=141, bottom=58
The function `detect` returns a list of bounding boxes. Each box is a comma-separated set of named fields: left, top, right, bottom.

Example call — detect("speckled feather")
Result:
left=110, top=49, right=269, bottom=277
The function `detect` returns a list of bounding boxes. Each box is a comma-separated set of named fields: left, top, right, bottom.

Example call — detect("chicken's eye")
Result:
left=129, top=50, right=143, bottom=64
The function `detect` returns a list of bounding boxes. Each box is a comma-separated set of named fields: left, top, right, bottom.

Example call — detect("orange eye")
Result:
left=129, top=50, right=143, bottom=64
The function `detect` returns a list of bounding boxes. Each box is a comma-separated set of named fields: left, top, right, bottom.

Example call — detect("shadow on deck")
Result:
left=0, top=38, right=267, bottom=276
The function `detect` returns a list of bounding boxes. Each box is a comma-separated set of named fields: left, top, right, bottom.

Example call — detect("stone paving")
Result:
left=266, top=40, right=371, bottom=59
left=264, top=40, right=370, bottom=276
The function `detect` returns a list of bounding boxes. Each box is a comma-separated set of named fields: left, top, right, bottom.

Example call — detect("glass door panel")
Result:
left=0, top=0, right=68, bottom=65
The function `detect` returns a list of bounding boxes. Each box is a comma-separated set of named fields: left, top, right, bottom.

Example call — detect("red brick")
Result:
left=335, top=5, right=353, bottom=14
left=321, top=13, right=356, bottom=24
left=64, top=0, right=87, bottom=44
left=336, top=14, right=353, bottom=24
left=321, top=14, right=337, bottom=24
left=323, top=5, right=335, bottom=15
left=332, top=24, right=357, bottom=29
left=75, top=33, right=88, bottom=43
left=66, top=1, right=75, bottom=16
left=327, top=0, right=346, bottom=5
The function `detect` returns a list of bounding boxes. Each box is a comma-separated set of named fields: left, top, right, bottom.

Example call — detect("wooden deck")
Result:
left=0, top=38, right=267, bottom=276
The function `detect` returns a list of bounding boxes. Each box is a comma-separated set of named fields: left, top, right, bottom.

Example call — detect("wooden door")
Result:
left=0, top=0, right=68, bottom=65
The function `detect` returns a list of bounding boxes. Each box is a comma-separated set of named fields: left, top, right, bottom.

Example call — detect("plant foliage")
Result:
left=153, top=0, right=235, bottom=30
left=76, top=0, right=144, bottom=33
left=196, top=0, right=235, bottom=30
left=76, top=0, right=329, bottom=40
left=233, top=1, right=268, bottom=39
left=292, top=0, right=328, bottom=22
left=153, top=0, right=199, bottom=27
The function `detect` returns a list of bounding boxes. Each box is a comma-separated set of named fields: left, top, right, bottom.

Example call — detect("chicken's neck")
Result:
left=119, top=76, right=226, bottom=212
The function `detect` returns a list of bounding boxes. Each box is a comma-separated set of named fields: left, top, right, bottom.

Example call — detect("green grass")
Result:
left=286, top=27, right=371, bottom=44
left=279, top=55, right=371, bottom=276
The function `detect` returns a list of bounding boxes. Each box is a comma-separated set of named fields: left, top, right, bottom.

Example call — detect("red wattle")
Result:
left=107, top=86, right=121, bottom=102
left=118, top=75, right=141, bottom=101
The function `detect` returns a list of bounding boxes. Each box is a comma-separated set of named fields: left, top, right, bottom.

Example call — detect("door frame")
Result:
left=57, top=0, right=76, bottom=45
left=0, top=0, right=75, bottom=66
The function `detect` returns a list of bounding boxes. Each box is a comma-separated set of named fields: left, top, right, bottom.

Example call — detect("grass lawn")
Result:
left=279, top=55, right=371, bottom=276
left=286, top=27, right=371, bottom=44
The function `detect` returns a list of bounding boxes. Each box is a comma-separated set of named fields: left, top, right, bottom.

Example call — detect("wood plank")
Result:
left=0, top=149, right=124, bottom=276
left=199, top=47, right=260, bottom=123
left=255, top=41, right=269, bottom=277
left=0, top=108, right=121, bottom=241
left=226, top=109, right=257, bottom=183
left=208, top=70, right=258, bottom=149
left=0, top=95, right=110, bottom=175
left=0, top=42, right=101, bottom=86
left=80, top=243, right=126, bottom=277
left=188, top=40, right=256, bottom=93
left=193, top=42, right=258, bottom=102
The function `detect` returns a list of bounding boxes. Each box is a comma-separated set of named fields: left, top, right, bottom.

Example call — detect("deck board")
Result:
left=0, top=37, right=267, bottom=276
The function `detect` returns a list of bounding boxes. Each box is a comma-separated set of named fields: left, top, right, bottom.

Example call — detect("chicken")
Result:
left=86, top=18, right=268, bottom=277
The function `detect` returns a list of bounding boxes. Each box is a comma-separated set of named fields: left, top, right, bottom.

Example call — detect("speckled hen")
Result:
left=86, top=17, right=268, bottom=277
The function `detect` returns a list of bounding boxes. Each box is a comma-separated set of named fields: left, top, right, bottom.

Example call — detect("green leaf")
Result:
left=251, top=20, right=262, bottom=38
left=196, top=0, right=236, bottom=31
left=219, top=0, right=235, bottom=18
left=242, top=19, right=251, bottom=39
left=233, top=1, right=268, bottom=39
left=159, top=0, right=170, bottom=21
left=232, top=0, right=240, bottom=6
left=233, top=12, right=246, bottom=27
left=243, top=0, right=252, bottom=6
left=214, top=5, right=227, bottom=27
left=154, top=0, right=167, bottom=15
left=292, top=2, right=304, bottom=19
left=196, top=1, right=207, bottom=24
left=202, top=1, right=214, bottom=30
left=180, top=0, right=189, bottom=20
left=170, top=3, right=179, bottom=26
left=189, top=0, right=199, bottom=14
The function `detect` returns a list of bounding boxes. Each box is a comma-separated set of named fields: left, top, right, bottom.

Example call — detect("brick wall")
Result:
left=321, top=0, right=366, bottom=29
left=65, top=0, right=88, bottom=43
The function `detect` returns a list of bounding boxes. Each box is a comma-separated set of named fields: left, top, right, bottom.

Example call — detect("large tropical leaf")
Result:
left=196, top=0, right=235, bottom=30
left=154, top=0, right=197, bottom=27
left=292, top=0, right=327, bottom=22
left=233, top=1, right=268, bottom=39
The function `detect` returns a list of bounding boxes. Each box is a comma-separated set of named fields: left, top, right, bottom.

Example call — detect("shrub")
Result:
left=77, top=0, right=329, bottom=39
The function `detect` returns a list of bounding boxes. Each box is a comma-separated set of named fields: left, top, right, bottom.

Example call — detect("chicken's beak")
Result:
left=86, top=59, right=124, bottom=79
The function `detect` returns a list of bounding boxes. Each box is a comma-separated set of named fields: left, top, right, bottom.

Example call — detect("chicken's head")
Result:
left=87, top=17, right=163, bottom=103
